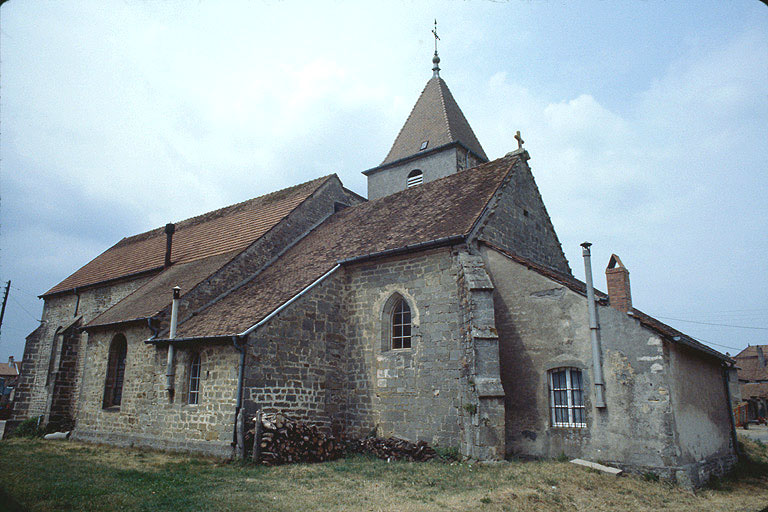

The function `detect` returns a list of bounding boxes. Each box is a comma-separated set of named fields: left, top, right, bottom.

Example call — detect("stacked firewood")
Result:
left=250, top=412, right=438, bottom=465
left=353, top=437, right=437, bottom=462
left=252, top=412, right=345, bottom=465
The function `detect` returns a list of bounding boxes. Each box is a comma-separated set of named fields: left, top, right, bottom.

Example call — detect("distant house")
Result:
left=733, top=345, right=768, bottom=422
left=0, top=356, right=21, bottom=419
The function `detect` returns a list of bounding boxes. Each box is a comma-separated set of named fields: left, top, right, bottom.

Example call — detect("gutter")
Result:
left=362, top=141, right=487, bottom=176
left=338, top=235, right=465, bottom=266
left=41, top=265, right=165, bottom=299
left=232, top=335, right=246, bottom=449
left=237, top=264, right=342, bottom=338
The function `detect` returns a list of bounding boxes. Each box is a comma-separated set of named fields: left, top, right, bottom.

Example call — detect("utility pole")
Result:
left=0, top=280, right=10, bottom=339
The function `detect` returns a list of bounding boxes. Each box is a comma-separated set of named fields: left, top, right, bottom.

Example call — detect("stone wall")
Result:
left=241, top=271, right=346, bottom=433
left=481, top=245, right=735, bottom=484
left=456, top=251, right=505, bottom=460
left=343, top=247, right=467, bottom=451
left=475, top=155, right=570, bottom=275
left=72, top=323, right=238, bottom=458
left=13, top=275, right=154, bottom=421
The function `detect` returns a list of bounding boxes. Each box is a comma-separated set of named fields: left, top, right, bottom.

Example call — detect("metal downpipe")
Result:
left=232, top=335, right=246, bottom=449
left=165, top=286, right=180, bottom=395
left=581, top=242, right=606, bottom=408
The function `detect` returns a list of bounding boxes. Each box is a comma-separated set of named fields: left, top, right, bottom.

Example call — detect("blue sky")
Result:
left=1, top=0, right=766, bottom=363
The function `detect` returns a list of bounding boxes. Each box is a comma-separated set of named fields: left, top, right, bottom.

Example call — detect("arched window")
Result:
left=406, top=169, right=423, bottom=188
left=391, top=298, right=412, bottom=350
left=103, top=334, right=127, bottom=408
left=548, top=367, right=585, bottom=427
left=188, top=353, right=201, bottom=405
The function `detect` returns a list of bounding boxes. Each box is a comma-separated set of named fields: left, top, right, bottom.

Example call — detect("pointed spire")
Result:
left=432, top=19, right=441, bottom=78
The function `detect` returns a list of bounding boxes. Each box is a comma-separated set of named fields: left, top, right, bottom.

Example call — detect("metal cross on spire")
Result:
left=432, top=19, right=441, bottom=78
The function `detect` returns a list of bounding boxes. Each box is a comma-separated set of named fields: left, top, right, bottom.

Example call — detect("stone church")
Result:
left=13, top=51, right=737, bottom=486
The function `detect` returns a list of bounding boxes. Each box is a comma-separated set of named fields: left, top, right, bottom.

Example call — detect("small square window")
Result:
left=419, top=140, right=429, bottom=151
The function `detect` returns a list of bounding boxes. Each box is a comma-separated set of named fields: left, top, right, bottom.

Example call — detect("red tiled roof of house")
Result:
left=734, top=345, right=768, bottom=382
left=742, top=382, right=768, bottom=399
left=0, top=363, right=19, bottom=378
left=173, top=154, right=520, bottom=338
left=43, top=176, right=334, bottom=296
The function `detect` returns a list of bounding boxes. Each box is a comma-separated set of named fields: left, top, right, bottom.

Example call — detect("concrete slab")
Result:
left=570, top=458, right=623, bottom=476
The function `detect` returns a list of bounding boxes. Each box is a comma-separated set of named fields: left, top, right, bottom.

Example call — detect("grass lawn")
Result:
left=1, top=436, right=767, bottom=511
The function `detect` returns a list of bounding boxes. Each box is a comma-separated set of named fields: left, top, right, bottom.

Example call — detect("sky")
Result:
left=0, top=0, right=766, bottom=364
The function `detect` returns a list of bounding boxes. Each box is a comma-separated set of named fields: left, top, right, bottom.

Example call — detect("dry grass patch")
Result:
left=1, top=437, right=767, bottom=511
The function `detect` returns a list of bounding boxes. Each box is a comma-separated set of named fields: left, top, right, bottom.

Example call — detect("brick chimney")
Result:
left=605, top=254, right=632, bottom=312
left=757, top=346, right=766, bottom=368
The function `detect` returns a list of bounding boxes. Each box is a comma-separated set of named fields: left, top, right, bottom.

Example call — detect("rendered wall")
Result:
left=366, top=148, right=459, bottom=200
left=481, top=246, right=735, bottom=483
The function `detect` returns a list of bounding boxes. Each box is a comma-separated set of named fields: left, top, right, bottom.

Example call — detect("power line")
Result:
left=651, top=315, right=768, bottom=331
left=11, top=285, right=40, bottom=299
left=9, top=296, right=41, bottom=322
left=687, top=336, right=742, bottom=351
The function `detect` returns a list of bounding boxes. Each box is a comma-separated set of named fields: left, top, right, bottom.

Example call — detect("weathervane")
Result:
left=432, top=19, right=441, bottom=78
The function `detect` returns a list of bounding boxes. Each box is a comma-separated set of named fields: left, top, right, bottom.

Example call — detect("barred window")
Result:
left=549, top=367, right=585, bottom=427
left=406, top=170, right=423, bottom=188
left=103, top=334, right=127, bottom=408
left=188, top=353, right=201, bottom=405
left=391, top=298, right=412, bottom=350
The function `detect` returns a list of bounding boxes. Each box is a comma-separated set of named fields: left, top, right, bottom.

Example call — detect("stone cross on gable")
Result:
left=515, top=130, right=525, bottom=149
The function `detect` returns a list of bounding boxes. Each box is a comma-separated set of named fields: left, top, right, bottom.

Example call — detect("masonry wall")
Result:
left=477, top=156, right=570, bottom=275
left=171, top=177, right=364, bottom=328
left=13, top=276, right=154, bottom=421
left=343, top=248, right=467, bottom=450
left=240, top=272, right=346, bottom=433
left=366, top=148, right=459, bottom=200
left=481, top=246, right=735, bottom=484
left=72, top=323, right=238, bottom=458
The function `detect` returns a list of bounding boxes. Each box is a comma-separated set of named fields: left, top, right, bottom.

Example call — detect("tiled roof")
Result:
left=742, top=382, right=768, bottom=399
left=734, top=345, right=768, bottom=382
left=483, top=241, right=729, bottom=362
left=381, top=77, right=488, bottom=165
left=44, top=176, right=333, bottom=296
left=0, top=363, right=19, bottom=377
left=173, top=155, right=519, bottom=338
left=87, top=251, right=239, bottom=328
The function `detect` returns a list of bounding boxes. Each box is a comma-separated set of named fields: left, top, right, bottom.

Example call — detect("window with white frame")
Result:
left=188, top=353, right=201, bottom=405
left=549, top=367, right=585, bottom=427
left=391, top=298, right=412, bottom=350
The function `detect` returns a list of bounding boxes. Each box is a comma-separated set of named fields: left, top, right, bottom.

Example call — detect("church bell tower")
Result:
left=363, top=23, right=489, bottom=200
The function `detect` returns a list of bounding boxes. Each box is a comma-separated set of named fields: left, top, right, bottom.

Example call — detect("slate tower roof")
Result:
left=381, top=76, right=488, bottom=165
